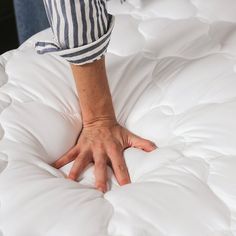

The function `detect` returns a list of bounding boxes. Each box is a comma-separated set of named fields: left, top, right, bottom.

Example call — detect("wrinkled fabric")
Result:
left=35, top=0, right=125, bottom=65
left=1, top=0, right=236, bottom=235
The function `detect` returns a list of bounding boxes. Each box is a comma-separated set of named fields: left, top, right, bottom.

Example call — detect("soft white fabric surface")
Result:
left=1, top=0, right=236, bottom=235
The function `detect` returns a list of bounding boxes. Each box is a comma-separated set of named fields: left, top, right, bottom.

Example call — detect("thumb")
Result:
left=129, top=133, right=158, bottom=152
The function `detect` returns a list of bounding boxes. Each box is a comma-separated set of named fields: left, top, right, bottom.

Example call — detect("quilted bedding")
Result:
left=1, top=0, right=236, bottom=235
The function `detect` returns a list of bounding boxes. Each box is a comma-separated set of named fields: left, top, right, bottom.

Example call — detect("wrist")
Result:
left=82, top=115, right=118, bottom=129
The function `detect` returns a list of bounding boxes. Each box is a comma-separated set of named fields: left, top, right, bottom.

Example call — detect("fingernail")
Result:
left=120, top=179, right=130, bottom=186
left=152, top=144, right=158, bottom=149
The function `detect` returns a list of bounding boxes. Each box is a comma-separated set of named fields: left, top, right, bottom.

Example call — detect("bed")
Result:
left=0, top=0, right=236, bottom=235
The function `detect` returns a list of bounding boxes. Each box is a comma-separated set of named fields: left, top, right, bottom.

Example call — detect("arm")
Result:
left=71, top=56, right=117, bottom=128
left=37, top=0, right=157, bottom=193
left=66, top=55, right=157, bottom=193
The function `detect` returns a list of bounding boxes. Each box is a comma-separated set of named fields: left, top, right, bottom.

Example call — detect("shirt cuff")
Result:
left=35, top=14, right=115, bottom=65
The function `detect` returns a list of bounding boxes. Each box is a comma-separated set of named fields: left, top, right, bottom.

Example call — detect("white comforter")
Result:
left=1, top=1, right=236, bottom=235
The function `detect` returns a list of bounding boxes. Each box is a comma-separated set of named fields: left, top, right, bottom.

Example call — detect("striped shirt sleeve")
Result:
left=35, top=0, right=125, bottom=65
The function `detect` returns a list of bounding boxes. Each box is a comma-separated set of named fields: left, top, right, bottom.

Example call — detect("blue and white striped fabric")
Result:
left=35, top=0, right=125, bottom=65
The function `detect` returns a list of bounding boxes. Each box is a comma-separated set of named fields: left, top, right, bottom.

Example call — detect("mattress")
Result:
left=1, top=0, right=236, bottom=235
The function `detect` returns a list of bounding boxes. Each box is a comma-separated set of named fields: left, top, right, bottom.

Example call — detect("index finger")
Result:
left=52, top=146, right=79, bottom=169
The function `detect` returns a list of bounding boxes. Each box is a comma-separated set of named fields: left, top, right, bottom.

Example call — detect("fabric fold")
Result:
left=35, top=0, right=117, bottom=65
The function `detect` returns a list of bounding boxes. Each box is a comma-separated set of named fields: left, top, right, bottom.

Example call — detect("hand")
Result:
left=51, top=120, right=158, bottom=193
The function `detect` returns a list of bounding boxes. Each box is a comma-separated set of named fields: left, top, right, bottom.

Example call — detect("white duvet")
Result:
left=1, top=1, right=236, bottom=235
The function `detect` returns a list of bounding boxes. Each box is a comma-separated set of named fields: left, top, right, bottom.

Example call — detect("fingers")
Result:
left=93, top=153, right=108, bottom=193
left=51, top=146, right=79, bottom=169
left=68, top=152, right=92, bottom=181
left=107, top=146, right=131, bottom=186
left=131, top=134, right=158, bottom=152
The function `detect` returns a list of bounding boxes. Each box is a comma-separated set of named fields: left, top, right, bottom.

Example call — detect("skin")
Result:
left=51, top=55, right=158, bottom=193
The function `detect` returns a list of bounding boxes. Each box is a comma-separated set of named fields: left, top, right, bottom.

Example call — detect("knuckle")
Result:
left=95, top=160, right=106, bottom=169
left=118, top=163, right=127, bottom=172
left=112, top=158, right=126, bottom=170
left=70, top=146, right=78, bottom=153
left=67, top=147, right=77, bottom=157
left=109, top=142, right=118, bottom=150
left=111, top=156, right=124, bottom=168
left=95, top=142, right=104, bottom=151
left=95, top=149, right=105, bottom=158
left=77, top=154, right=86, bottom=162
left=107, top=144, right=121, bottom=155
left=78, top=152, right=89, bottom=161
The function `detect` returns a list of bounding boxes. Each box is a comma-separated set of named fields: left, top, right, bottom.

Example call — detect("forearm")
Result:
left=38, top=0, right=117, bottom=127
left=70, top=56, right=118, bottom=128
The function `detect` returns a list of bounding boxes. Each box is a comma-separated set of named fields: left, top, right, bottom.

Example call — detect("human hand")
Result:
left=51, top=120, right=157, bottom=193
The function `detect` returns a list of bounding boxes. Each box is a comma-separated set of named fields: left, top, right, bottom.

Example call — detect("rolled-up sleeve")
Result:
left=35, top=0, right=123, bottom=65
